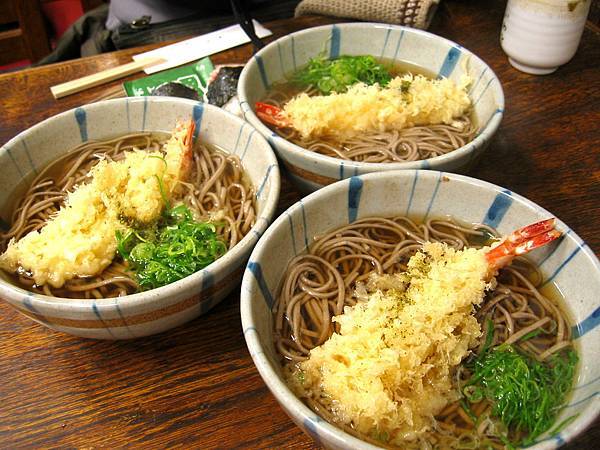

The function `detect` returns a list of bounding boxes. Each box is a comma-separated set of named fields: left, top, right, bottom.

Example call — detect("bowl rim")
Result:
left=0, top=97, right=281, bottom=310
left=241, top=169, right=600, bottom=450
left=238, top=22, right=505, bottom=172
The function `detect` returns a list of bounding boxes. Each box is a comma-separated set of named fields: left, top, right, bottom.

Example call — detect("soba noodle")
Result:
left=273, top=216, right=573, bottom=448
left=0, top=132, right=255, bottom=298
left=261, top=85, right=478, bottom=163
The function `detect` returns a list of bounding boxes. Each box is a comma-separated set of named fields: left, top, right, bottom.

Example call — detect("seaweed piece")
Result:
left=207, top=66, right=243, bottom=106
left=151, top=82, right=200, bottom=101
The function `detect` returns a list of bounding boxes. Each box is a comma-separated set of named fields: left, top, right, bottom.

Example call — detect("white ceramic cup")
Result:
left=500, top=0, right=591, bottom=75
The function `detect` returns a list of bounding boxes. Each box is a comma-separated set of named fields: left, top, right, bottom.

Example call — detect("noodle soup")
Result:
left=273, top=216, right=577, bottom=449
left=0, top=130, right=256, bottom=298
left=257, top=57, right=477, bottom=163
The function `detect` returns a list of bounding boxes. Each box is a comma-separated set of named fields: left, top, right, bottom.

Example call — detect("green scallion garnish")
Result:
left=292, top=55, right=392, bottom=94
left=116, top=204, right=226, bottom=290
left=464, top=343, right=578, bottom=446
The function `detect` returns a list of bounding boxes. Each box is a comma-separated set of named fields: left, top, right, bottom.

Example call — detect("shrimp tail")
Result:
left=255, top=102, right=291, bottom=128
left=486, top=219, right=562, bottom=271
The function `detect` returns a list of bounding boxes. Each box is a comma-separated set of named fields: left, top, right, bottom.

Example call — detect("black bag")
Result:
left=36, top=1, right=299, bottom=66
left=112, top=0, right=299, bottom=49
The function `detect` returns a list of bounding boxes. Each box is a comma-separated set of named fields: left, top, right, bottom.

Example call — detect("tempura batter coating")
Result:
left=0, top=121, right=194, bottom=288
left=283, top=74, right=472, bottom=139
left=288, top=242, right=492, bottom=443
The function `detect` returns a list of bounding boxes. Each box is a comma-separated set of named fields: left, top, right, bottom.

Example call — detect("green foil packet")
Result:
left=123, top=57, right=215, bottom=98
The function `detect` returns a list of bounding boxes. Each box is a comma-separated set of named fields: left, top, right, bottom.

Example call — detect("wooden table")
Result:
left=1, top=1, right=598, bottom=448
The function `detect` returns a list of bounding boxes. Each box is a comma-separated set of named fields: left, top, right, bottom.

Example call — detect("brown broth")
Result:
left=273, top=215, right=577, bottom=448
left=258, top=56, right=478, bottom=164
left=0, top=132, right=255, bottom=297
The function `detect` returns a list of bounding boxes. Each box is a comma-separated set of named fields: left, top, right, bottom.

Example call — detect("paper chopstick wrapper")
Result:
left=50, top=21, right=271, bottom=99
left=133, top=20, right=272, bottom=74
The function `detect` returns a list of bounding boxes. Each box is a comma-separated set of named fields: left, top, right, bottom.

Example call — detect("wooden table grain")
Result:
left=0, top=2, right=598, bottom=448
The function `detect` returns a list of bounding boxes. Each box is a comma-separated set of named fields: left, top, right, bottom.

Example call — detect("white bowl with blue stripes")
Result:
left=0, top=97, right=280, bottom=339
left=241, top=170, right=599, bottom=449
left=238, top=22, right=504, bottom=193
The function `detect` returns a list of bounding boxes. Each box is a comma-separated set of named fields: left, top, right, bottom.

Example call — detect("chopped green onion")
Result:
left=292, top=55, right=392, bottom=94
left=116, top=205, right=226, bottom=290
left=154, top=173, right=170, bottom=212
left=460, top=398, right=478, bottom=424
left=477, top=318, right=495, bottom=361
left=464, top=344, right=578, bottom=446
left=548, top=413, right=579, bottom=436
left=519, top=328, right=544, bottom=342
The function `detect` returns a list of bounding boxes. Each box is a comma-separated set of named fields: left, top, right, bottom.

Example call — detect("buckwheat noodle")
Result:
left=273, top=216, right=573, bottom=449
left=0, top=132, right=255, bottom=298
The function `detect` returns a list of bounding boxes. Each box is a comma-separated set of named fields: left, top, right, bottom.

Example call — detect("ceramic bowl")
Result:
left=0, top=97, right=280, bottom=339
left=238, top=22, right=505, bottom=193
left=241, top=170, right=599, bottom=449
